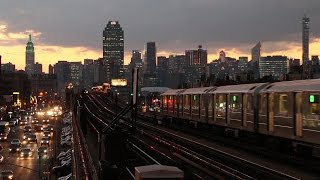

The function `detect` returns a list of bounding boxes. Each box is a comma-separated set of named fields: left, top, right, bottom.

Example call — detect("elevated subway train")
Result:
left=160, top=79, right=320, bottom=153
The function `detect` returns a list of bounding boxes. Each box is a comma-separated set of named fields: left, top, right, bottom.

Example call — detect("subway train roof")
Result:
left=213, top=83, right=268, bottom=94
left=180, top=87, right=216, bottom=95
left=161, top=89, right=185, bottom=95
left=261, top=79, right=320, bottom=93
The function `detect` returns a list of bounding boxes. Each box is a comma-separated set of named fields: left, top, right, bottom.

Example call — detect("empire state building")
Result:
left=25, top=34, right=35, bottom=75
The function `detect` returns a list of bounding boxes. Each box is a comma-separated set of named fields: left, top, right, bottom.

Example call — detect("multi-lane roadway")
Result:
left=0, top=114, right=59, bottom=180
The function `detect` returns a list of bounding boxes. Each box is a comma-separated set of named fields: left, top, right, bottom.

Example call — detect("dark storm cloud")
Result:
left=1, top=0, right=320, bottom=55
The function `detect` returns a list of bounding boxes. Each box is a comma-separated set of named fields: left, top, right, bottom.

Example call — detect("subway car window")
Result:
left=230, top=94, right=242, bottom=112
left=200, top=95, right=206, bottom=109
left=259, top=94, right=267, bottom=115
left=303, top=94, right=320, bottom=130
left=278, top=94, right=288, bottom=115
left=247, top=94, right=253, bottom=113
left=216, top=94, right=226, bottom=117
left=174, top=96, right=178, bottom=108
left=309, top=95, right=320, bottom=115
left=191, top=95, right=199, bottom=110
left=163, top=96, right=167, bottom=108
left=184, top=95, right=190, bottom=110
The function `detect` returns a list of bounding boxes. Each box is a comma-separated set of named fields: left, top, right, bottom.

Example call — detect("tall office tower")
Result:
left=103, top=21, right=124, bottom=82
left=54, top=61, right=71, bottom=97
left=25, top=35, right=35, bottom=75
left=48, top=64, right=54, bottom=74
left=34, top=62, right=42, bottom=74
left=70, top=62, right=83, bottom=90
left=146, top=42, right=156, bottom=73
left=302, top=15, right=310, bottom=65
left=93, top=58, right=105, bottom=84
left=1, top=62, right=15, bottom=73
left=131, top=50, right=142, bottom=64
left=83, top=59, right=94, bottom=89
left=259, top=56, right=288, bottom=80
left=157, top=56, right=169, bottom=86
left=251, top=42, right=261, bottom=62
left=185, top=45, right=207, bottom=66
left=311, top=56, right=319, bottom=65
left=238, top=57, right=249, bottom=72
left=251, top=42, right=261, bottom=79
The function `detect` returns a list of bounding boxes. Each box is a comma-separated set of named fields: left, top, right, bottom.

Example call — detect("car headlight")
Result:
left=8, top=175, right=13, bottom=179
left=9, top=148, right=12, bottom=151
left=17, top=148, right=20, bottom=151
left=44, top=149, right=47, bottom=152
left=28, top=138, right=31, bottom=140
left=29, top=152, right=32, bottom=155
left=23, top=136, right=26, bottom=139
left=4, top=137, right=7, bottom=139
left=41, top=140, right=44, bottom=143
left=20, top=154, right=23, bottom=157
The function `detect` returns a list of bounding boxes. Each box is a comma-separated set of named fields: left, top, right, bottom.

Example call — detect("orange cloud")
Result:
left=0, top=22, right=101, bottom=72
left=1, top=21, right=320, bottom=74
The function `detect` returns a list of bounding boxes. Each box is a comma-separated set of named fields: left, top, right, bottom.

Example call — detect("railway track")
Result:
left=85, top=94, right=303, bottom=179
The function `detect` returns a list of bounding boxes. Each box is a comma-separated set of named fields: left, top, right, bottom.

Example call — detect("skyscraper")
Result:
left=185, top=45, right=207, bottom=66
left=34, top=62, right=42, bottom=74
left=48, top=64, right=54, bottom=74
left=259, top=56, right=288, bottom=80
left=146, top=42, right=156, bottom=73
left=302, top=15, right=310, bottom=65
left=103, top=21, right=124, bottom=83
left=251, top=42, right=261, bottom=62
left=251, top=42, right=261, bottom=79
left=25, top=35, right=35, bottom=75
left=83, top=59, right=94, bottom=89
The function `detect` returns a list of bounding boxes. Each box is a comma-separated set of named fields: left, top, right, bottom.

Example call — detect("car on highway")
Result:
left=23, top=132, right=32, bottom=140
left=0, top=154, right=3, bottom=162
left=34, top=124, right=43, bottom=132
left=41, top=137, right=50, bottom=146
left=47, top=124, right=54, bottom=131
left=27, top=134, right=37, bottom=143
left=42, top=118, right=50, bottom=123
left=38, top=146, right=49, bottom=155
left=43, top=131, right=52, bottom=138
left=9, top=144, right=21, bottom=153
left=0, top=170, right=14, bottom=179
left=20, top=148, right=32, bottom=158
left=10, top=139, right=21, bottom=146
left=0, top=134, right=7, bottom=141
left=23, top=125, right=32, bottom=133
left=12, top=117, right=20, bottom=124
left=19, top=119, right=28, bottom=125
left=9, top=120, right=17, bottom=127
left=31, top=118, right=39, bottom=124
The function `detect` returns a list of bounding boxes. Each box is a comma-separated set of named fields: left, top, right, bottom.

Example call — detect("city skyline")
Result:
left=1, top=0, right=320, bottom=72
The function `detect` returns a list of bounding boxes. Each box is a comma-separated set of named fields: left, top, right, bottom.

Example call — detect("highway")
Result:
left=0, top=115, right=57, bottom=180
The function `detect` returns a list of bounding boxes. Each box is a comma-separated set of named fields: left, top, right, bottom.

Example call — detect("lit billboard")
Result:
left=111, top=79, right=127, bottom=86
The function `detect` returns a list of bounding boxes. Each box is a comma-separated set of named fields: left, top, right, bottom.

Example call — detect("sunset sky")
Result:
left=1, top=0, right=320, bottom=73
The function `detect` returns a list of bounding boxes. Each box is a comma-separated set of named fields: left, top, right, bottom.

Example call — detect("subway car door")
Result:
left=294, top=92, right=303, bottom=137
